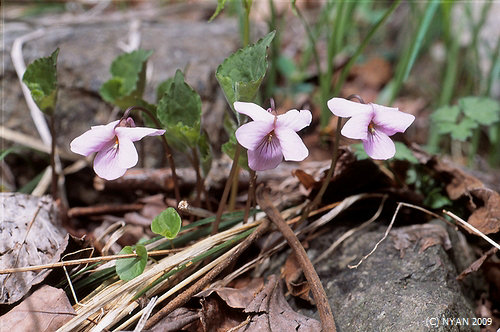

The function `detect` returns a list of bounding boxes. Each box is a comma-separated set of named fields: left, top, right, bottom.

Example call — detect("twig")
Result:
left=0, top=125, right=78, bottom=160
left=313, top=195, right=388, bottom=264
left=256, top=186, right=336, bottom=332
left=67, top=203, right=144, bottom=218
left=144, top=217, right=270, bottom=329
left=348, top=202, right=401, bottom=269
left=443, top=210, right=500, bottom=250
left=212, top=144, right=242, bottom=235
left=178, top=200, right=214, bottom=218
left=0, top=249, right=181, bottom=274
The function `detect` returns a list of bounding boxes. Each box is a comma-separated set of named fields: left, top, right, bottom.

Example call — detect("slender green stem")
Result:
left=334, top=0, right=402, bottom=96
left=124, top=106, right=181, bottom=203
left=212, top=144, right=242, bottom=235
left=468, top=128, right=481, bottom=166
left=387, top=0, right=438, bottom=104
left=293, top=2, right=325, bottom=125
left=242, top=0, right=252, bottom=47
left=311, top=117, right=342, bottom=209
left=49, top=114, right=58, bottom=199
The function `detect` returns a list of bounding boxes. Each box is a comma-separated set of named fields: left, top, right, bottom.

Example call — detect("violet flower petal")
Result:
left=363, top=130, right=396, bottom=160
left=276, top=109, right=312, bottom=132
left=70, top=120, right=119, bottom=156
left=93, top=140, right=128, bottom=180
left=116, top=135, right=139, bottom=169
left=247, top=135, right=283, bottom=171
left=275, top=127, right=309, bottom=161
left=341, top=113, right=373, bottom=140
left=115, top=127, right=165, bottom=142
left=234, top=102, right=274, bottom=122
left=235, top=121, right=274, bottom=151
left=372, top=105, right=415, bottom=136
left=327, top=98, right=373, bottom=117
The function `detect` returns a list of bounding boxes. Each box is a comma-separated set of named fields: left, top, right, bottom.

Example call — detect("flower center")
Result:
left=113, top=137, right=119, bottom=149
left=368, top=121, right=376, bottom=134
left=267, top=131, right=274, bottom=143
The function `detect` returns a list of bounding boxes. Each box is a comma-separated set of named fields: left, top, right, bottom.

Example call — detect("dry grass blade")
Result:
left=443, top=210, right=500, bottom=250
left=56, top=220, right=260, bottom=331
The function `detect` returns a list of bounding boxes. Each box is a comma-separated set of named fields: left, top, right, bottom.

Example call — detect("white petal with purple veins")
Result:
left=93, top=140, right=128, bottom=180
left=235, top=121, right=274, bottom=151
left=247, top=135, right=283, bottom=171
left=363, top=130, right=396, bottom=160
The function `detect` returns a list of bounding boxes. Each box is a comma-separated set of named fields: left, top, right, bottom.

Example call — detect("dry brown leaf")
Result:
left=350, top=57, right=392, bottom=89
left=196, top=275, right=320, bottom=332
left=292, top=169, right=317, bottom=190
left=239, top=275, right=321, bottom=332
left=282, top=252, right=313, bottom=304
left=411, top=144, right=500, bottom=235
left=0, top=193, right=68, bottom=304
left=391, top=223, right=452, bottom=258
left=457, top=247, right=498, bottom=281
left=0, top=285, right=75, bottom=331
left=150, top=307, right=200, bottom=331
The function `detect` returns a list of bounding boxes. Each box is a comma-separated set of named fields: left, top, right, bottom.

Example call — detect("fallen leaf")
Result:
left=0, top=285, right=75, bottom=331
left=150, top=307, right=200, bottom=331
left=457, top=247, right=498, bottom=281
left=391, top=223, right=452, bottom=258
left=196, top=275, right=320, bottom=331
left=240, top=275, right=321, bottom=332
left=0, top=193, right=68, bottom=304
left=411, top=144, right=500, bottom=235
left=292, top=169, right=317, bottom=190
left=282, top=252, right=313, bottom=304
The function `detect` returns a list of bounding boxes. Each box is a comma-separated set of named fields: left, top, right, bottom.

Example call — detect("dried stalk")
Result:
left=256, top=186, right=336, bottom=332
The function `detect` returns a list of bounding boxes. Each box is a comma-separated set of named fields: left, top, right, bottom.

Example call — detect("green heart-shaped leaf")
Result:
left=216, top=31, right=275, bottom=124
left=116, top=245, right=148, bottom=281
left=151, top=207, right=182, bottom=239
left=99, top=49, right=153, bottom=108
left=22, top=48, right=59, bottom=115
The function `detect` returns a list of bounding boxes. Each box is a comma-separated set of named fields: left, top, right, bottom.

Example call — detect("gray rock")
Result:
left=299, top=223, right=479, bottom=332
left=3, top=16, right=240, bottom=155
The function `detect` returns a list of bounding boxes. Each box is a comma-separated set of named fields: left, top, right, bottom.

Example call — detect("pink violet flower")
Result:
left=327, top=97, right=415, bottom=160
left=70, top=117, right=165, bottom=180
left=234, top=101, right=312, bottom=171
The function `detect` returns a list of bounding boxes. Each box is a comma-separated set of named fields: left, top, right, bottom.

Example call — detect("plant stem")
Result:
left=310, top=116, right=342, bottom=209
left=256, top=186, right=336, bottom=332
left=191, top=147, right=203, bottom=207
left=125, top=106, right=181, bottom=204
left=242, top=0, right=252, bottom=47
left=49, top=114, right=58, bottom=200
left=228, top=165, right=240, bottom=211
left=212, top=144, right=242, bottom=235
left=243, top=169, right=257, bottom=223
